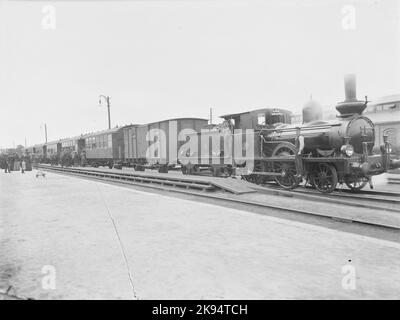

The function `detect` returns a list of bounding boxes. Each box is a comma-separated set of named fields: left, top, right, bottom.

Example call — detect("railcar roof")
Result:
left=139, top=117, right=208, bottom=126
left=58, top=136, right=82, bottom=143
left=80, top=126, right=125, bottom=138
left=45, top=140, right=61, bottom=146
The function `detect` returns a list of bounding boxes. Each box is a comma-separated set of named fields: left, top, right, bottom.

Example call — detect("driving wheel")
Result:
left=311, top=163, right=338, bottom=193
left=272, top=143, right=300, bottom=190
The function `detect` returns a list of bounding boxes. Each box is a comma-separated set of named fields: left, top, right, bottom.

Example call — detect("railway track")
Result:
left=37, top=165, right=217, bottom=192
left=389, top=176, right=400, bottom=185
left=256, top=182, right=400, bottom=213
left=37, top=165, right=400, bottom=230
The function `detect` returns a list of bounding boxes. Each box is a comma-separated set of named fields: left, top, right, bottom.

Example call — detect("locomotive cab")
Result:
left=220, top=108, right=293, bottom=131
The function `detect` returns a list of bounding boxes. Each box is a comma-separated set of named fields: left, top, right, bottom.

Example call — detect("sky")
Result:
left=1, top=0, right=399, bottom=148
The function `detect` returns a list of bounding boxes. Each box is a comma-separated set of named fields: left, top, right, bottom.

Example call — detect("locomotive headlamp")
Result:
left=341, top=144, right=354, bottom=157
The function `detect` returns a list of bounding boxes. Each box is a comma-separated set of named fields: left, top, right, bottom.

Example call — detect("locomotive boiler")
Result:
left=247, top=74, right=400, bottom=192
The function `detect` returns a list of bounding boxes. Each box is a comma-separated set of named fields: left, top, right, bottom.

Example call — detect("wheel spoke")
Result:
left=311, top=164, right=337, bottom=193
left=272, top=144, right=300, bottom=189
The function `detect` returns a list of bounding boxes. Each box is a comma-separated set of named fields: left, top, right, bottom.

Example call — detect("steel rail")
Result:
left=255, top=183, right=400, bottom=212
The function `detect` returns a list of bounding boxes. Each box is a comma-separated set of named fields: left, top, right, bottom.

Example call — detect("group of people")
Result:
left=1, top=155, right=29, bottom=174
left=1, top=150, right=82, bottom=171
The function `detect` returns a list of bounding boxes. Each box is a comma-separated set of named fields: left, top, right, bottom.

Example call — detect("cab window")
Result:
left=270, top=114, right=283, bottom=124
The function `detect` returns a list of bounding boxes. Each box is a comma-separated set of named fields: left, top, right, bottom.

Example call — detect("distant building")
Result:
left=364, top=94, right=400, bottom=121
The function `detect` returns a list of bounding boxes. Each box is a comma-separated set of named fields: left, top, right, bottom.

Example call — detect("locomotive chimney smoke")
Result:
left=302, top=99, right=322, bottom=124
left=336, top=74, right=367, bottom=117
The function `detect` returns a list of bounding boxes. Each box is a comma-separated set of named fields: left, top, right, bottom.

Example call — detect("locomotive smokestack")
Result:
left=336, top=74, right=367, bottom=117
left=344, top=74, right=357, bottom=102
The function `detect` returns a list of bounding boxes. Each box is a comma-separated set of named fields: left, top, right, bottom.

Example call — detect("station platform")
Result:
left=38, top=164, right=257, bottom=195
left=1, top=170, right=400, bottom=299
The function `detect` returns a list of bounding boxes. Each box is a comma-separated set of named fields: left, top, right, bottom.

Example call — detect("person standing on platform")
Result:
left=5, top=159, right=10, bottom=173
left=21, top=159, right=26, bottom=174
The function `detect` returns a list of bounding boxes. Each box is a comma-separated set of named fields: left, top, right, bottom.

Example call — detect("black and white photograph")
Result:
left=1, top=0, right=400, bottom=306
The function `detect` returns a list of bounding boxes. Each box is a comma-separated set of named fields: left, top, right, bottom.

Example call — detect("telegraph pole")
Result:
left=41, top=123, right=48, bottom=143
left=99, top=95, right=111, bottom=129
left=44, top=124, right=48, bottom=143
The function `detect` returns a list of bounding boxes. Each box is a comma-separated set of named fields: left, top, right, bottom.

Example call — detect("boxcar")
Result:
left=122, top=118, right=208, bottom=172
left=82, top=127, right=125, bottom=168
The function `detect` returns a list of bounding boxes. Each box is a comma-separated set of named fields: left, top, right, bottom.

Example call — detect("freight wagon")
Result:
left=122, top=118, right=208, bottom=172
